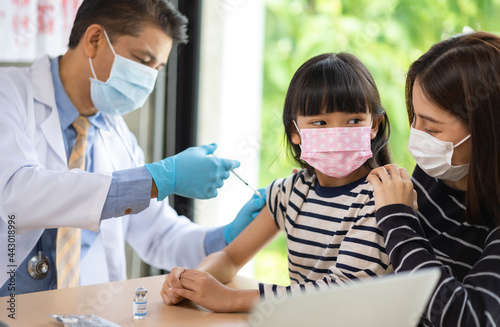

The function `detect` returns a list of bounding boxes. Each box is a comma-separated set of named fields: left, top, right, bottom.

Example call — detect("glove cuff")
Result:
left=223, top=223, right=234, bottom=244
left=145, top=156, right=176, bottom=201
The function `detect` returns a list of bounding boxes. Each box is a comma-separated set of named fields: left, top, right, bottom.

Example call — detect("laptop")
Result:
left=248, top=268, right=441, bottom=327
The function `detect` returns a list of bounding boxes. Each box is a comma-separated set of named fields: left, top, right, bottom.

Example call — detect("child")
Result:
left=161, top=53, right=393, bottom=312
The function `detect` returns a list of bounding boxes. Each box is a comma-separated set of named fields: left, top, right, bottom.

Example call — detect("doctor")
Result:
left=0, top=0, right=265, bottom=295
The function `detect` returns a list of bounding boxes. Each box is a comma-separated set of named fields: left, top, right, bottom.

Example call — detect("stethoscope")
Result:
left=28, top=250, right=50, bottom=279
left=27, top=118, right=139, bottom=280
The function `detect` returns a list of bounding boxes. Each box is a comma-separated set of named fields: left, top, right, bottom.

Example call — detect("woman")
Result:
left=367, top=31, right=500, bottom=326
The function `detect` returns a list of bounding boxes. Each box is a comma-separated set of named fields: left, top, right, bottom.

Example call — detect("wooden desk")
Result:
left=0, top=275, right=259, bottom=327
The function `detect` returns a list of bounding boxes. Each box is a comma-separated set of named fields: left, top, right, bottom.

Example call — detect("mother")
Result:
left=367, top=31, right=500, bottom=326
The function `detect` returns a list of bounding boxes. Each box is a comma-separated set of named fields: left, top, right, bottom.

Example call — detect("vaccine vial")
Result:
left=133, top=287, right=148, bottom=320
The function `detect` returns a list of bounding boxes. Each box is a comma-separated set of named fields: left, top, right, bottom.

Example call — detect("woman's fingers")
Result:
left=412, top=189, right=419, bottom=211
left=368, top=164, right=405, bottom=184
left=384, top=164, right=403, bottom=180
left=367, top=165, right=417, bottom=210
left=399, top=167, right=410, bottom=180
left=371, top=166, right=391, bottom=183
left=365, top=175, right=381, bottom=193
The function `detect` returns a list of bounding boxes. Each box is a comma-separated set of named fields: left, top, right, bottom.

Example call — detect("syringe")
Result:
left=212, top=154, right=263, bottom=198
left=229, top=169, right=263, bottom=199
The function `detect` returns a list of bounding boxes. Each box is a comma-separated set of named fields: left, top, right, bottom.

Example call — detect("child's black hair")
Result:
left=282, top=52, right=391, bottom=172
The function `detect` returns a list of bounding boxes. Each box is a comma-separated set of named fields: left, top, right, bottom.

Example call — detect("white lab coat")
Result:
left=0, top=55, right=210, bottom=288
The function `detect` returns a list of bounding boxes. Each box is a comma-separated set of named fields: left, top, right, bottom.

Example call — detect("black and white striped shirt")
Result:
left=259, top=169, right=393, bottom=299
left=376, top=165, right=500, bottom=327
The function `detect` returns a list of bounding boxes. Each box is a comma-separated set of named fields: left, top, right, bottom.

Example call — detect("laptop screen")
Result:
left=249, top=268, right=441, bottom=327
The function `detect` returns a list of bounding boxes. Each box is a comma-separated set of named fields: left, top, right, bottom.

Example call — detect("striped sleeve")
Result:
left=266, top=174, right=300, bottom=231
left=376, top=204, right=500, bottom=327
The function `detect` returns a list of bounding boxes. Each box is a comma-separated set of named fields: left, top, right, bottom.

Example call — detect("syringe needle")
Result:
left=212, top=154, right=263, bottom=198
left=230, top=169, right=263, bottom=199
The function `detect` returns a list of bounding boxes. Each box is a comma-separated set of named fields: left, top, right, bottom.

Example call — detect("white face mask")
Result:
left=88, top=29, right=159, bottom=116
left=408, top=124, right=471, bottom=181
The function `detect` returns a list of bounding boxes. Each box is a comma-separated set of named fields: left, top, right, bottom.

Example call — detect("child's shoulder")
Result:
left=283, top=168, right=316, bottom=188
left=358, top=179, right=375, bottom=203
left=356, top=177, right=374, bottom=192
left=349, top=176, right=374, bottom=200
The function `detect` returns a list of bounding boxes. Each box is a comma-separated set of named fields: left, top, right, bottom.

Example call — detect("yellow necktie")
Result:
left=56, top=116, right=90, bottom=289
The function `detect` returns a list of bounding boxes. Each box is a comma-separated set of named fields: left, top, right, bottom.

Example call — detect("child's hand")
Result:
left=161, top=267, right=187, bottom=305
left=169, top=269, right=240, bottom=313
left=367, top=164, right=418, bottom=211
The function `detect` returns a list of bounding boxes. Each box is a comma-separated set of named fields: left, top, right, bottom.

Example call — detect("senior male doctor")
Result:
left=0, top=0, right=265, bottom=295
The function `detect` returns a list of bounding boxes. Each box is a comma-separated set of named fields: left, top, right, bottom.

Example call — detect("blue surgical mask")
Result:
left=88, top=29, right=159, bottom=116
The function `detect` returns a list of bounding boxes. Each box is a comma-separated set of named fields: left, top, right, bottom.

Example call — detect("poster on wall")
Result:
left=0, top=0, right=82, bottom=63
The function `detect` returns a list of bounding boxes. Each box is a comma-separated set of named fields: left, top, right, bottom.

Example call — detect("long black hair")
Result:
left=406, top=32, right=500, bottom=228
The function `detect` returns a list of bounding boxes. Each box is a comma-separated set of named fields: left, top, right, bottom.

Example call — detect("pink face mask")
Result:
left=294, top=121, right=373, bottom=178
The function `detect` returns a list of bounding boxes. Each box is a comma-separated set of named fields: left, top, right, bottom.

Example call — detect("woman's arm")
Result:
left=376, top=204, right=500, bottom=326
left=368, top=164, right=500, bottom=326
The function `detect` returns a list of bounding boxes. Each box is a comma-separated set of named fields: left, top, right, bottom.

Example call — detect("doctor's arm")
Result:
left=101, top=142, right=243, bottom=220
left=145, top=143, right=239, bottom=200
left=162, top=206, right=279, bottom=313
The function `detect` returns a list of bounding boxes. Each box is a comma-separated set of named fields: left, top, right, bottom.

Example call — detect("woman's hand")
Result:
left=161, top=267, right=187, bottom=305
left=169, top=269, right=258, bottom=313
left=366, top=164, right=418, bottom=211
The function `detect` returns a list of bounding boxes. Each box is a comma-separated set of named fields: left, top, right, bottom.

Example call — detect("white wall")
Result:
left=195, top=0, right=266, bottom=275
left=0, top=0, right=82, bottom=62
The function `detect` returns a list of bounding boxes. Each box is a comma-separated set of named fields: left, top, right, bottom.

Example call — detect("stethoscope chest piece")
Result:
left=28, top=251, right=50, bottom=279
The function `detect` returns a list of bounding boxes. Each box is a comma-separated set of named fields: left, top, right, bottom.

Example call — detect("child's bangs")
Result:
left=295, top=57, right=373, bottom=116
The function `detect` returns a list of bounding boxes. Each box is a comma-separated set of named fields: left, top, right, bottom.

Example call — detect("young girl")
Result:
left=161, top=53, right=394, bottom=312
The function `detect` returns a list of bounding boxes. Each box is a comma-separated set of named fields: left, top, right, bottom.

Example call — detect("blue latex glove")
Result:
left=224, top=188, right=267, bottom=243
left=145, top=143, right=240, bottom=200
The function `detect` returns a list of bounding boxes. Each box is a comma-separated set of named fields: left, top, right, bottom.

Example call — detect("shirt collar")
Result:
left=49, top=56, right=109, bottom=132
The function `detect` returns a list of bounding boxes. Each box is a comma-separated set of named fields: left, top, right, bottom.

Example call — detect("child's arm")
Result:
left=197, top=205, right=278, bottom=281
left=164, top=206, right=279, bottom=312
left=171, top=269, right=261, bottom=312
